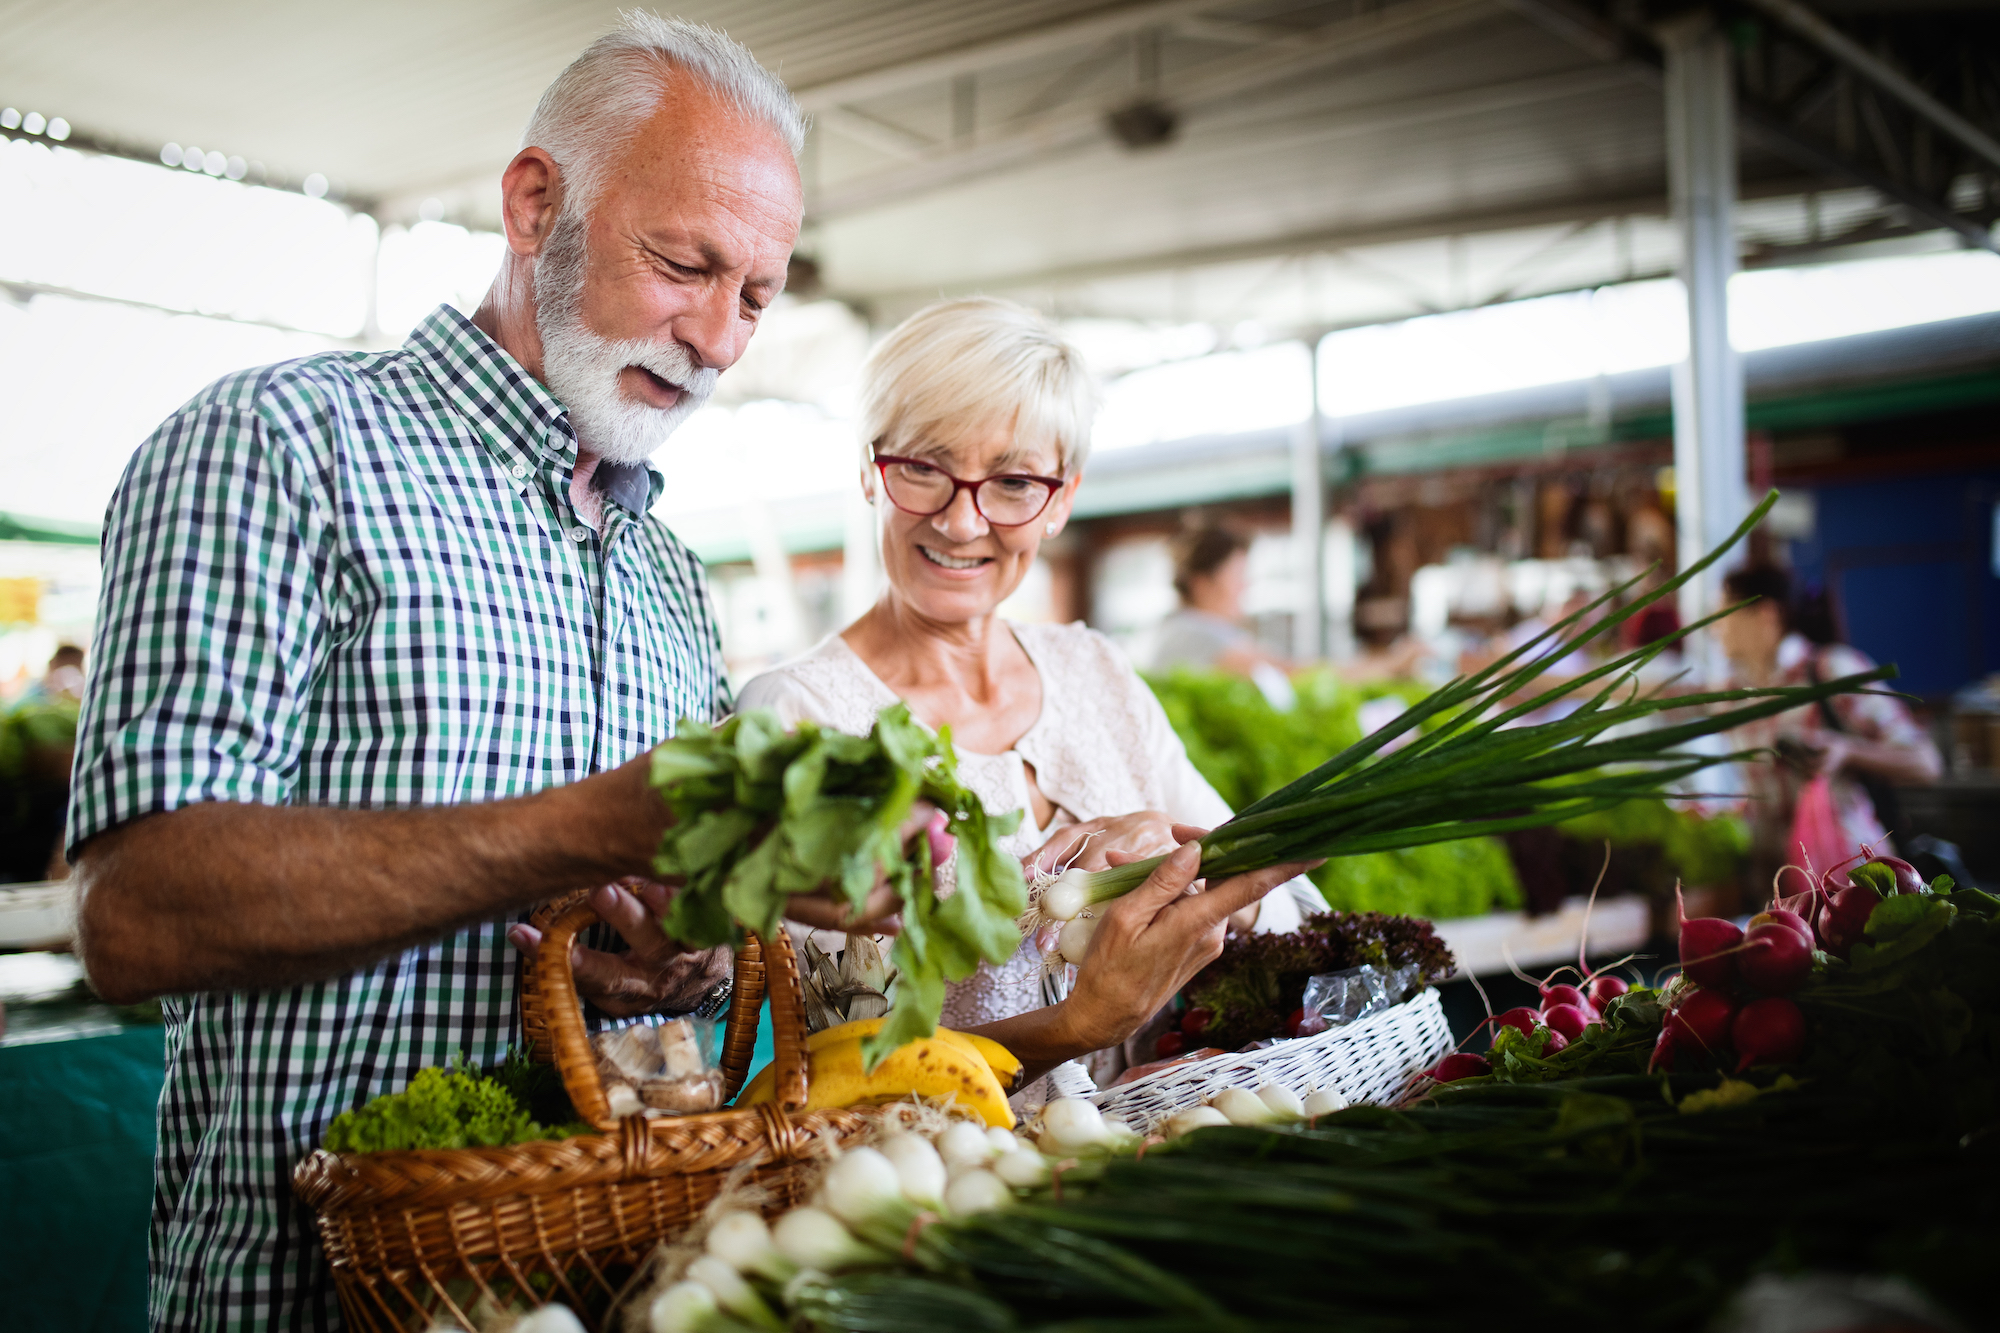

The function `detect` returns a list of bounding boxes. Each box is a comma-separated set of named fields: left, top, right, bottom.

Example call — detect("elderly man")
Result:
left=68, top=17, right=805, bottom=1329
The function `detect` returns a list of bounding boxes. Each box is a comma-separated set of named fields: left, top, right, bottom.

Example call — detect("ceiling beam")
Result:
left=834, top=173, right=1832, bottom=306
left=786, top=0, right=1226, bottom=112
left=1740, top=0, right=2000, bottom=176
left=1495, top=0, right=1998, bottom=253
left=808, top=0, right=1498, bottom=221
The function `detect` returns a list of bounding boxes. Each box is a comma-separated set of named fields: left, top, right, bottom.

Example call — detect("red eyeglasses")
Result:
left=871, top=452, right=1066, bottom=528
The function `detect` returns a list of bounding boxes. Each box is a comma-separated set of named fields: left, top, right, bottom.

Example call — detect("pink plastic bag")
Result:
left=1789, top=774, right=1848, bottom=883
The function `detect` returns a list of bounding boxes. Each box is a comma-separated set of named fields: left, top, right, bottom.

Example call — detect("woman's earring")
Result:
left=1045, top=522, right=1058, bottom=536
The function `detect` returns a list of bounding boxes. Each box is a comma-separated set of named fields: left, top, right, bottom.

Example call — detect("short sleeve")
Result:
left=67, top=395, right=333, bottom=854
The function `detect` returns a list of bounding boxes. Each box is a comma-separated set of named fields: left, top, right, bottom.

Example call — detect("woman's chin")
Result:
left=899, top=577, right=1005, bottom=624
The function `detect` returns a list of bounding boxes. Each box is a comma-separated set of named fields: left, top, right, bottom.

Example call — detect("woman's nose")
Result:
left=930, top=487, right=987, bottom=543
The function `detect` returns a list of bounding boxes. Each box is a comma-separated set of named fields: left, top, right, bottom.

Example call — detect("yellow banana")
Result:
left=953, top=1031, right=1024, bottom=1089
left=738, top=1033, right=1015, bottom=1128
left=804, top=1019, right=1022, bottom=1090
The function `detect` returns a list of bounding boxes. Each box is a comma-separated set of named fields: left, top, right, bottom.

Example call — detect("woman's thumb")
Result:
left=1125, top=840, right=1203, bottom=909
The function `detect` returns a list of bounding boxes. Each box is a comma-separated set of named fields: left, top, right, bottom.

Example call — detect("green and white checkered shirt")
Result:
left=68, top=305, right=730, bottom=1332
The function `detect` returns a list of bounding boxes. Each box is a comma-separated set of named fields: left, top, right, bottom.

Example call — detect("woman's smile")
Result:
left=917, top=544, right=993, bottom=573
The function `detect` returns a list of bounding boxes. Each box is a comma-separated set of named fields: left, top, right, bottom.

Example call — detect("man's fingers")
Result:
left=506, top=923, right=543, bottom=960
left=590, top=882, right=656, bottom=945
left=626, top=880, right=673, bottom=917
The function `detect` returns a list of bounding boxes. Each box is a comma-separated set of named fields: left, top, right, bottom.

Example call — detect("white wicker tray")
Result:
left=1088, top=987, right=1454, bottom=1130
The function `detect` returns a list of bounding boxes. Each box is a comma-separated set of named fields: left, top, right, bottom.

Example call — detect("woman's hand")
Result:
left=1027, top=811, right=1180, bottom=876
left=506, top=880, right=733, bottom=1018
left=1056, top=838, right=1320, bottom=1055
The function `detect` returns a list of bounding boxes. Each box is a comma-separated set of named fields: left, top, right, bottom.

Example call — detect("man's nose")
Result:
left=675, top=286, right=746, bottom=371
left=931, top=487, right=987, bottom=543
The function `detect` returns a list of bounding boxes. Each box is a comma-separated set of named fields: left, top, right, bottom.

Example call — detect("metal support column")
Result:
left=1291, top=342, right=1326, bottom=662
left=1663, top=15, right=1747, bottom=672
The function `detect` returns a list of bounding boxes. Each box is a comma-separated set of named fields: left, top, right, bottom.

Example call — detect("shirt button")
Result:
left=570, top=526, right=590, bottom=542
left=511, top=464, right=528, bottom=479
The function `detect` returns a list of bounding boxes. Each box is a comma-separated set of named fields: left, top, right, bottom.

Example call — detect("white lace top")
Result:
left=736, top=621, right=1316, bottom=1041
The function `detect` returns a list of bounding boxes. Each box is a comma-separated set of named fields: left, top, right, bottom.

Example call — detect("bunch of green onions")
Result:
left=1032, top=490, right=1894, bottom=927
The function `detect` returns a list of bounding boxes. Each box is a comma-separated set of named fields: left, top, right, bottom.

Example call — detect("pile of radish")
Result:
left=1421, top=967, right=1632, bottom=1084
left=1659, top=852, right=1922, bottom=1072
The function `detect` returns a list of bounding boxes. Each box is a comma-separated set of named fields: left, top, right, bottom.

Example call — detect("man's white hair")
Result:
left=860, top=298, right=1098, bottom=477
left=523, top=10, right=806, bottom=211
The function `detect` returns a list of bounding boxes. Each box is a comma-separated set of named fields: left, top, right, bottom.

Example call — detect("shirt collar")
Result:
left=405, top=304, right=575, bottom=471
left=405, top=305, right=665, bottom=517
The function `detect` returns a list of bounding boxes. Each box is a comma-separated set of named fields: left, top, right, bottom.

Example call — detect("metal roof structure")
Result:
left=5, top=1, right=1995, bottom=337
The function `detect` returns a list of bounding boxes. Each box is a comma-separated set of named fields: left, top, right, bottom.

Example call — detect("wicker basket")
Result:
left=1088, top=987, right=1454, bottom=1130
left=293, top=897, right=875, bottom=1332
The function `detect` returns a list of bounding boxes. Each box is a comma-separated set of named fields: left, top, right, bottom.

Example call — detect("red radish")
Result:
left=1648, top=1026, right=1677, bottom=1072
left=1541, top=1027, right=1569, bottom=1054
left=1585, top=974, right=1629, bottom=1008
left=1857, top=856, right=1921, bottom=896
left=1494, top=1007, right=1541, bottom=1038
left=1665, top=988, right=1736, bottom=1056
left=1154, top=1030, right=1184, bottom=1059
left=1738, top=922, right=1812, bottom=995
left=1539, top=984, right=1598, bottom=1019
left=1542, top=1003, right=1591, bottom=1043
left=1429, top=1053, right=1491, bottom=1082
left=1680, top=916, right=1745, bottom=989
left=1181, top=1007, right=1213, bottom=1036
left=1731, top=996, right=1806, bottom=1070
left=1816, top=883, right=1880, bottom=959
left=1749, top=908, right=1813, bottom=947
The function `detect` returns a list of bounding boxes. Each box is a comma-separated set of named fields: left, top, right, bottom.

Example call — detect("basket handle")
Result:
left=528, top=904, right=813, bottom=1131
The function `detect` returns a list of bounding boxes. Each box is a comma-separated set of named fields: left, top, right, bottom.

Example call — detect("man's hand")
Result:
left=779, top=803, right=951, bottom=936
left=507, top=880, right=732, bottom=1018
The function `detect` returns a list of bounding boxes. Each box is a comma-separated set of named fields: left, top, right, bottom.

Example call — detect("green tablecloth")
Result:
left=0, top=1024, right=164, bottom=1333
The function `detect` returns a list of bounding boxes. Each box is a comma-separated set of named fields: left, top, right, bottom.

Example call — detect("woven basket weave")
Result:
left=292, top=896, right=875, bottom=1332
left=1089, top=987, right=1454, bottom=1129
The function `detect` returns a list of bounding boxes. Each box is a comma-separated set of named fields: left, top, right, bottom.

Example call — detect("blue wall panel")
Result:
left=1786, top=468, right=2000, bottom=696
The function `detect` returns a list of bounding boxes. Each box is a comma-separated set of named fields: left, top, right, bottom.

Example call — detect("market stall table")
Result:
left=0, top=951, right=164, bottom=1333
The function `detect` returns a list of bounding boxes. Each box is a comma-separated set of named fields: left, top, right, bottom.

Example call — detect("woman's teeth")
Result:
left=920, top=547, right=987, bottom=570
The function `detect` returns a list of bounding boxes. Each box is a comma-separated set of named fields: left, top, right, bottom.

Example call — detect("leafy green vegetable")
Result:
left=1312, top=837, right=1523, bottom=918
left=1554, top=795, right=1748, bottom=888
left=1182, top=910, right=1457, bottom=1048
left=322, top=1063, right=584, bottom=1153
left=1071, top=493, right=1893, bottom=910
left=1146, top=667, right=1518, bottom=920
left=649, top=703, right=1023, bottom=1069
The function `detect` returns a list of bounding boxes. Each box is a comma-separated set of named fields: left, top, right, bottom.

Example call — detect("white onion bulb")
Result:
left=944, top=1168, right=1014, bottom=1216
left=936, top=1120, right=995, bottom=1169
left=1303, top=1088, right=1349, bottom=1119
left=648, top=1282, right=716, bottom=1333
left=876, top=1133, right=947, bottom=1209
left=1211, top=1087, right=1278, bottom=1126
left=1163, top=1106, right=1230, bottom=1139
left=1042, top=871, right=1090, bottom=922
left=993, top=1148, right=1050, bottom=1187
left=1255, top=1083, right=1307, bottom=1120
left=1056, top=912, right=1100, bottom=963
left=820, top=1147, right=903, bottom=1229
left=1037, top=1097, right=1108, bottom=1154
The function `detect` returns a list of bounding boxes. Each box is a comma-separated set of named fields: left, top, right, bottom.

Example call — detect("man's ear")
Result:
left=498, top=147, right=565, bottom=258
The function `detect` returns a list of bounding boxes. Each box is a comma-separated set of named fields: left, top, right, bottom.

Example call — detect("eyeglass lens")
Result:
left=882, top=461, right=1053, bottom=525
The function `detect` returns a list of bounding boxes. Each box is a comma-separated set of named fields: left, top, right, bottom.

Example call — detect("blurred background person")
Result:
left=1, top=645, right=83, bottom=881
left=1714, top=564, right=1941, bottom=894
left=1153, top=524, right=1421, bottom=705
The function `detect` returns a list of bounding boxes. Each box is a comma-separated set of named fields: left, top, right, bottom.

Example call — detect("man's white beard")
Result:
left=534, top=207, right=718, bottom=465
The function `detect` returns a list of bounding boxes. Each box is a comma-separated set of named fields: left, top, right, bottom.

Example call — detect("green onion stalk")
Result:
left=1027, top=490, right=1895, bottom=929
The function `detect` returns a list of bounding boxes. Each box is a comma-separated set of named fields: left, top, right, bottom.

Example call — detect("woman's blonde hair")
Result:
left=858, top=297, right=1096, bottom=476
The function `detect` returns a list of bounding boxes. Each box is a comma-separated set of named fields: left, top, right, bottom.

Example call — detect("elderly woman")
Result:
left=741, top=298, right=1321, bottom=1094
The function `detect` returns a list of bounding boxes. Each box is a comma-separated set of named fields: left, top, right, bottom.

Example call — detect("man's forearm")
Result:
left=74, top=755, right=666, bottom=1002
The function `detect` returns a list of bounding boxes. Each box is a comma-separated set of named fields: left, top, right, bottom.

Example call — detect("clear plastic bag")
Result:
left=1296, top=963, right=1422, bottom=1037
left=590, top=1017, right=724, bottom=1117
